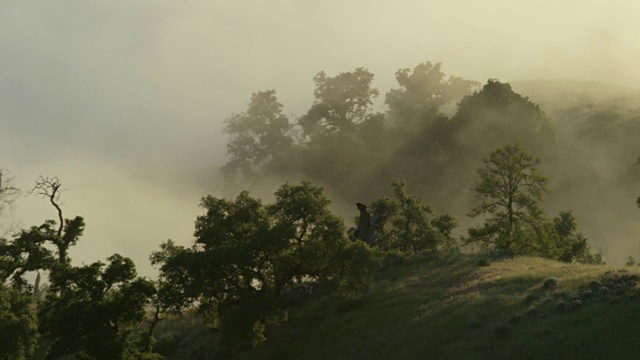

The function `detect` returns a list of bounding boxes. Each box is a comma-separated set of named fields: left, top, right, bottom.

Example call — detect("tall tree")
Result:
left=451, top=79, right=556, bottom=158
left=222, top=90, right=294, bottom=179
left=467, top=143, right=548, bottom=253
left=386, top=61, right=477, bottom=126
left=299, top=68, right=380, bottom=137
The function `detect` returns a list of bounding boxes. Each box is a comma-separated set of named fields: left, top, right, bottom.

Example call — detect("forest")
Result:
left=2, top=61, right=640, bottom=359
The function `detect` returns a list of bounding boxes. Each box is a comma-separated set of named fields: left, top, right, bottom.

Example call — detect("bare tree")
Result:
left=29, top=176, right=64, bottom=239
left=29, top=176, right=84, bottom=267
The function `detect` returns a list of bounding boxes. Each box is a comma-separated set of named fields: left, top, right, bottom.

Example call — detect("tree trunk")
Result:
left=356, top=203, right=376, bottom=245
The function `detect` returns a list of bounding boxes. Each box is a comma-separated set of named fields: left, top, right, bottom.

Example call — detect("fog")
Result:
left=2, top=1, right=640, bottom=275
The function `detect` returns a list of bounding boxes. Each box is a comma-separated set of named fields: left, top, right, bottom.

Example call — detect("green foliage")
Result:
left=0, top=283, right=39, bottom=360
left=222, top=90, right=294, bottom=179
left=467, top=145, right=599, bottom=263
left=451, top=79, right=556, bottom=157
left=0, top=176, right=162, bottom=359
left=39, top=254, right=158, bottom=359
left=219, top=62, right=481, bottom=204
left=467, top=143, right=548, bottom=254
left=300, top=68, right=379, bottom=137
left=328, top=241, right=382, bottom=294
left=0, top=227, right=54, bottom=290
left=152, top=181, right=379, bottom=349
left=551, top=210, right=592, bottom=263
left=366, top=180, right=459, bottom=254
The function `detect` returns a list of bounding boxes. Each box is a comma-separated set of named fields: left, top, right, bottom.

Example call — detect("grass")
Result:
left=158, top=254, right=640, bottom=359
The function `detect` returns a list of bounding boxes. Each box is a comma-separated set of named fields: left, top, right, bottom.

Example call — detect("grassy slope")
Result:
left=156, top=81, right=640, bottom=359
left=159, top=254, right=640, bottom=360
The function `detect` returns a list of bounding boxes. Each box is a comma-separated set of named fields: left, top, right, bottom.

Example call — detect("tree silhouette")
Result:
left=222, top=90, right=294, bottom=179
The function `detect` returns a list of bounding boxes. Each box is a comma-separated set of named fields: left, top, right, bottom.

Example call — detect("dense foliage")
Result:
left=467, top=144, right=598, bottom=262
left=0, top=283, right=38, bottom=360
left=0, top=177, right=162, bottom=360
left=221, top=63, right=560, bottom=209
left=4, top=61, right=634, bottom=359
left=152, top=181, right=379, bottom=348
left=359, top=180, right=458, bottom=254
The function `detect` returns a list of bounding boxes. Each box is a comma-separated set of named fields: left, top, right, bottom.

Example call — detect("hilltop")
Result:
left=155, top=254, right=640, bottom=359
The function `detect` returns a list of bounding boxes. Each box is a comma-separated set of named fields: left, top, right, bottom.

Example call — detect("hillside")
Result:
left=508, top=80, right=640, bottom=265
left=155, top=254, right=640, bottom=359
left=511, top=80, right=640, bottom=120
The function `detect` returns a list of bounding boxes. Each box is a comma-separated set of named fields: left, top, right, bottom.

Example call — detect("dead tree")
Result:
left=355, top=203, right=376, bottom=246
left=29, top=176, right=84, bottom=268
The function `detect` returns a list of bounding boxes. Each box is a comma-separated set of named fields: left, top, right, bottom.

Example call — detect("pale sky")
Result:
left=1, top=1, right=638, bottom=275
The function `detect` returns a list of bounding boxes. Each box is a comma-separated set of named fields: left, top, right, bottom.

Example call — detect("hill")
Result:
left=154, top=254, right=640, bottom=359
left=508, top=80, right=640, bottom=265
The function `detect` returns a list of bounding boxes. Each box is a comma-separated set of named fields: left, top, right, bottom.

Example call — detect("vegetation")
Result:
left=0, top=177, right=162, bottom=359
left=151, top=181, right=379, bottom=349
left=0, top=283, right=38, bottom=360
left=3, top=61, right=640, bottom=359
left=467, top=143, right=549, bottom=254
left=358, top=180, right=458, bottom=254
left=207, top=255, right=640, bottom=360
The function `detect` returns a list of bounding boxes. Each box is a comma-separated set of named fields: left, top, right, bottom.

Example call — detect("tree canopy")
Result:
left=467, top=143, right=548, bottom=253
left=467, top=144, right=597, bottom=262
left=222, top=90, right=293, bottom=179
left=152, top=181, right=379, bottom=348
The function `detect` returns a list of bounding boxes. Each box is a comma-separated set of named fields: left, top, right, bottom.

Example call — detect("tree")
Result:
left=299, top=68, right=380, bottom=137
left=450, top=80, right=556, bottom=158
left=551, top=210, right=591, bottom=263
left=0, top=283, right=39, bottom=360
left=467, top=143, right=548, bottom=254
left=296, top=68, right=387, bottom=198
left=386, top=61, right=477, bottom=127
left=0, top=175, right=161, bottom=358
left=0, top=227, right=54, bottom=290
left=152, top=181, right=379, bottom=348
left=29, top=176, right=85, bottom=269
left=222, top=90, right=294, bottom=179
left=39, top=254, right=159, bottom=359
left=358, top=180, right=458, bottom=253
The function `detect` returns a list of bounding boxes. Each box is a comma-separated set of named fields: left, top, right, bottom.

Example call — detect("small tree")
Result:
left=467, top=143, right=548, bottom=254
left=358, top=180, right=458, bottom=254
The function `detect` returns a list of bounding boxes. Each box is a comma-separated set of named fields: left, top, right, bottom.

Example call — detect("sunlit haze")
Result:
left=2, top=0, right=639, bottom=275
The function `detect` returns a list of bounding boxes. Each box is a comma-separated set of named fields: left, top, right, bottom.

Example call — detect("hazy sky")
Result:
left=1, top=0, right=639, bottom=275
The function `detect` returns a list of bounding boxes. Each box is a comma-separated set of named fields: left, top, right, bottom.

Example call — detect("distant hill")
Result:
left=155, top=254, right=640, bottom=359
left=511, top=80, right=640, bottom=134
left=506, top=80, right=640, bottom=265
